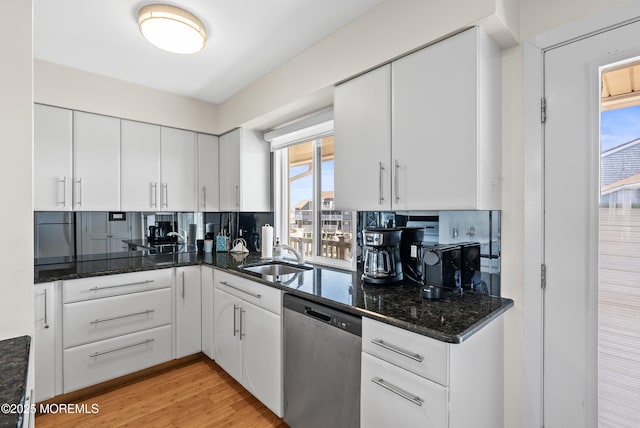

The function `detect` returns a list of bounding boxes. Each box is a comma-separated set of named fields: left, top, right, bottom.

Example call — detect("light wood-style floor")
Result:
left=35, top=356, right=288, bottom=427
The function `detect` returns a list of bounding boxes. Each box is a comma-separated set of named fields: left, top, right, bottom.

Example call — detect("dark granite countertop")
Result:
left=0, top=336, right=31, bottom=428
left=35, top=251, right=513, bottom=343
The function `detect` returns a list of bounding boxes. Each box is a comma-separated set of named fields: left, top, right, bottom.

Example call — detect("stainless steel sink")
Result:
left=241, top=263, right=310, bottom=276
left=239, top=262, right=312, bottom=284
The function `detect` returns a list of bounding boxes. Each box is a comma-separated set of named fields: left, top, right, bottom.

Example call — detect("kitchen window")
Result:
left=269, top=114, right=355, bottom=270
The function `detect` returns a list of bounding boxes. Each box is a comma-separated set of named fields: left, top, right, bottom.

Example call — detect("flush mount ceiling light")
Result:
left=138, top=4, right=207, bottom=54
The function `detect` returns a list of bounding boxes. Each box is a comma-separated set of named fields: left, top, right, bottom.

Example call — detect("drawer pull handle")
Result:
left=220, top=281, right=261, bottom=299
left=89, top=279, right=155, bottom=291
left=371, top=377, right=424, bottom=407
left=233, top=304, right=239, bottom=336
left=90, top=309, right=155, bottom=325
left=371, top=339, right=424, bottom=362
left=89, top=339, right=155, bottom=359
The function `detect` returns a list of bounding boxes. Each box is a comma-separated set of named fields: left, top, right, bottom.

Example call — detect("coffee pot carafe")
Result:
left=362, top=228, right=403, bottom=284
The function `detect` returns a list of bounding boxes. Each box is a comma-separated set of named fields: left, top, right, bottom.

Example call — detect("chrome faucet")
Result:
left=166, top=231, right=186, bottom=243
left=280, top=244, right=305, bottom=265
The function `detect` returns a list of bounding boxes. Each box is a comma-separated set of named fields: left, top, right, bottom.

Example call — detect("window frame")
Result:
left=273, top=135, right=356, bottom=271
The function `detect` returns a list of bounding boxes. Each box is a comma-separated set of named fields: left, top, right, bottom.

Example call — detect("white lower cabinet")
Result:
left=61, top=270, right=175, bottom=394
left=34, top=282, right=57, bottom=402
left=361, top=317, right=504, bottom=428
left=175, top=266, right=202, bottom=358
left=201, top=266, right=215, bottom=359
left=361, top=353, right=448, bottom=428
left=63, top=325, right=173, bottom=392
left=213, top=270, right=283, bottom=417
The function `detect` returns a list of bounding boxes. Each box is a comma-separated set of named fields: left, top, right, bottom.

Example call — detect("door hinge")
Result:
left=541, top=263, right=547, bottom=289
left=541, top=97, right=547, bottom=123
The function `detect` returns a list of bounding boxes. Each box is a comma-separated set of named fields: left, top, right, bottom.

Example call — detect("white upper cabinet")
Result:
left=334, top=27, right=501, bottom=211
left=120, top=120, right=161, bottom=211
left=392, top=27, right=501, bottom=210
left=73, top=111, right=121, bottom=211
left=219, top=128, right=270, bottom=212
left=121, top=121, right=197, bottom=212
left=34, top=104, right=73, bottom=211
left=334, top=65, right=392, bottom=211
left=197, top=133, right=220, bottom=212
left=160, top=127, right=197, bottom=212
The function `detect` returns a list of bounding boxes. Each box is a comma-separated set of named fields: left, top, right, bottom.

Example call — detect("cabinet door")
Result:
left=361, top=353, right=448, bottom=428
left=160, top=127, right=196, bottom=211
left=34, top=282, right=55, bottom=402
left=392, top=29, right=478, bottom=210
left=334, top=64, right=391, bottom=211
left=121, top=120, right=161, bottom=211
left=197, top=133, right=220, bottom=212
left=73, top=111, right=121, bottom=211
left=241, top=300, right=283, bottom=417
left=239, top=129, right=271, bottom=212
left=34, top=105, right=73, bottom=211
left=201, top=266, right=214, bottom=359
left=213, top=288, right=242, bottom=383
left=176, top=266, right=202, bottom=358
left=218, top=130, right=241, bottom=211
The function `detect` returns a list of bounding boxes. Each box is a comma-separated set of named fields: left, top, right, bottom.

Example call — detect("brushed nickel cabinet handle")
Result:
left=371, top=338, right=424, bottom=362
left=59, top=177, right=67, bottom=207
left=220, top=281, right=261, bottom=299
left=371, top=377, right=424, bottom=406
left=151, top=182, right=158, bottom=208
left=233, top=304, right=239, bottom=336
left=89, top=309, right=155, bottom=325
left=240, top=308, right=245, bottom=340
left=89, top=339, right=154, bottom=358
left=181, top=271, right=185, bottom=299
left=202, top=186, right=207, bottom=209
left=89, top=279, right=155, bottom=291
left=393, top=159, right=400, bottom=202
left=378, top=162, right=385, bottom=205
left=43, top=288, right=49, bottom=329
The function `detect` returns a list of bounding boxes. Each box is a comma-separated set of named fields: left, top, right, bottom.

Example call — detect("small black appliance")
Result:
left=362, top=228, right=403, bottom=284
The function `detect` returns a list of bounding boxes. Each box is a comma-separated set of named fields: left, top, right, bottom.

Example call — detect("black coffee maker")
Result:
left=400, top=227, right=428, bottom=284
left=362, top=228, right=403, bottom=284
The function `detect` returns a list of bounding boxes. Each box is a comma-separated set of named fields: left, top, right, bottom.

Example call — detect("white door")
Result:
left=34, top=104, right=73, bottom=211
left=197, top=133, right=220, bottom=212
left=160, top=127, right=196, bottom=211
left=334, top=64, right=391, bottom=211
left=219, top=130, right=241, bottom=211
left=121, top=120, right=161, bottom=211
left=175, top=266, right=202, bottom=358
left=201, top=266, right=215, bottom=359
left=213, top=287, right=243, bottom=383
left=392, top=29, right=477, bottom=210
left=73, top=111, right=121, bottom=211
left=543, top=20, right=640, bottom=427
left=241, top=300, right=282, bottom=417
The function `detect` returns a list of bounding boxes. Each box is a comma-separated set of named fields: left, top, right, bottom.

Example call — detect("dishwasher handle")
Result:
left=304, top=306, right=332, bottom=322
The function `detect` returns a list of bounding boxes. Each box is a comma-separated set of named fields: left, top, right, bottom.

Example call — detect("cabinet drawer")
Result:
left=64, top=288, right=172, bottom=348
left=215, top=269, right=282, bottom=315
left=63, top=269, right=173, bottom=303
left=362, top=317, right=449, bottom=386
left=63, top=325, right=172, bottom=393
left=361, top=353, right=448, bottom=428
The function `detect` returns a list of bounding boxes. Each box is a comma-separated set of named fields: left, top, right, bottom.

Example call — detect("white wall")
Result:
left=217, top=0, right=519, bottom=132
left=34, top=60, right=219, bottom=134
left=0, top=0, right=33, bottom=340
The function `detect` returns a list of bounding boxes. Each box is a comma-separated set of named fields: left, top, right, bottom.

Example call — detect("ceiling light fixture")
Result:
left=138, top=4, right=206, bottom=54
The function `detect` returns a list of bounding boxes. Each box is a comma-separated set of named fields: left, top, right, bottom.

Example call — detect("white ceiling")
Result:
left=34, top=0, right=384, bottom=104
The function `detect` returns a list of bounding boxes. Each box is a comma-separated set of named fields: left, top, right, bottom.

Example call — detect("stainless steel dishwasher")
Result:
left=283, top=293, right=362, bottom=428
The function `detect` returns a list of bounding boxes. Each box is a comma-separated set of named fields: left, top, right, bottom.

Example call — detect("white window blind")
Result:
left=264, top=108, right=333, bottom=151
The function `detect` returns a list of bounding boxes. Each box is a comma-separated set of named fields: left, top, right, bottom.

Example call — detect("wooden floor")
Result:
left=35, top=356, right=288, bottom=427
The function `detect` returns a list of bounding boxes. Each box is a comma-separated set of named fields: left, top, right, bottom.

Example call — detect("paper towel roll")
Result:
left=261, top=224, right=273, bottom=259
